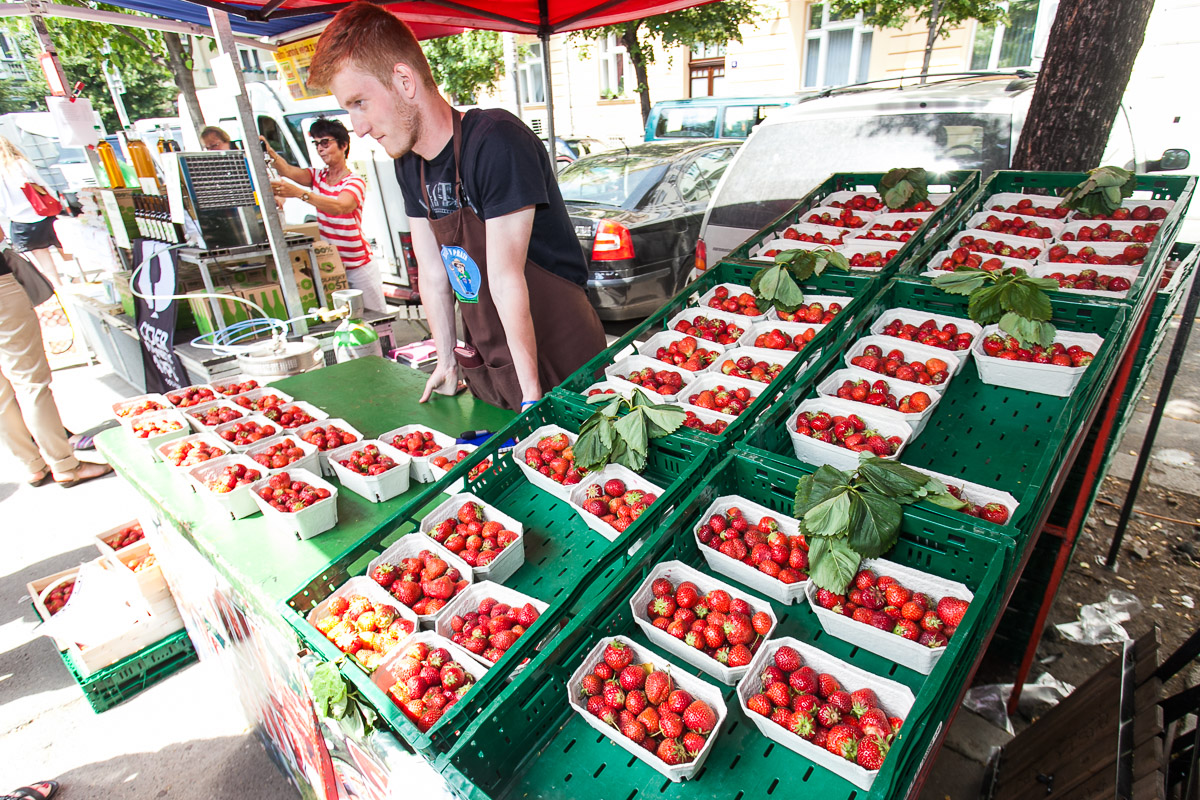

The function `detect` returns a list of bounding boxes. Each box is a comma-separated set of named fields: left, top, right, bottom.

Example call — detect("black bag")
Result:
left=4, top=247, right=55, bottom=307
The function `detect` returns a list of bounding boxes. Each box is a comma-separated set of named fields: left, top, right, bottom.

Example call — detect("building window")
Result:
left=803, top=3, right=873, bottom=88
left=971, top=0, right=1042, bottom=69
left=518, top=42, right=545, bottom=105
left=689, top=42, right=726, bottom=97
left=0, top=33, right=27, bottom=80
left=598, top=35, right=626, bottom=99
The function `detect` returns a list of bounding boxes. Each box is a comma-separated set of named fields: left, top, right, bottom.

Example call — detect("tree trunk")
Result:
left=1011, top=0, right=1154, bottom=171
left=163, top=32, right=205, bottom=142
left=621, top=24, right=652, bottom=127
left=919, top=0, right=942, bottom=82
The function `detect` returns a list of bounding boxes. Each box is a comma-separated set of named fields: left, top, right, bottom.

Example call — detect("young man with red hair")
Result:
left=308, top=3, right=606, bottom=411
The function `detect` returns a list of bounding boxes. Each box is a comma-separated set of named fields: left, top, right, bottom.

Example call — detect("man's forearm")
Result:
left=485, top=208, right=541, bottom=401
left=410, top=218, right=457, bottom=361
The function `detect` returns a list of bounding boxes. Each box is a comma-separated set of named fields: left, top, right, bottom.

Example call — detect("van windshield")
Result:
left=707, top=112, right=1012, bottom=231
left=655, top=106, right=718, bottom=139
left=558, top=154, right=668, bottom=207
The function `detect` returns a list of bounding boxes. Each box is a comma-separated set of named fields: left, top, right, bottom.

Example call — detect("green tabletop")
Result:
left=96, top=357, right=515, bottom=603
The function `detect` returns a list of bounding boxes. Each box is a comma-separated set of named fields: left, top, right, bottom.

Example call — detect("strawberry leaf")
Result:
left=795, top=464, right=853, bottom=516
left=1061, top=166, right=1136, bottom=216
left=968, top=283, right=1007, bottom=325
left=313, top=662, right=348, bottom=716
left=615, top=410, right=649, bottom=457
left=932, top=269, right=989, bottom=296
left=751, top=263, right=808, bottom=313
left=999, top=312, right=1057, bottom=349
left=802, top=487, right=852, bottom=538
left=856, top=455, right=934, bottom=499
left=807, top=535, right=862, bottom=594
left=847, top=491, right=902, bottom=558
left=923, top=481, right=969, bottom=511
left=1001, top=279, right=1053, bottom=322
left=641, top=404, right=686, bottom=439
left=878, top=167, right=930, bottom=211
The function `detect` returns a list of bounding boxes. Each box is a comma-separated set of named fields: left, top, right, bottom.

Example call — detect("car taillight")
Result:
left=592, top=220, right=635, bottom=261
left=694, top=237, right=708, bottom=272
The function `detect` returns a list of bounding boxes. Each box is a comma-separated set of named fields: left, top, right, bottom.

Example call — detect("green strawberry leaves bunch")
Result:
left=751, top=247, right=849, bottom=314
left=878, top=167, right=930, bottom=211
left=312, top=661, right=377, bottom=737
left=1060, top=165, right=1136, bottom=218
left=932, top=267, right=1061, bottom=349
left=794, top=455, right=965, bottom=593
left=575, top=389, right=686, bottom=473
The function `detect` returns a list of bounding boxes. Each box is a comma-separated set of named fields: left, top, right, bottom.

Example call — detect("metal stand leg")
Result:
left=1105, top=271, right=1200, bottom=569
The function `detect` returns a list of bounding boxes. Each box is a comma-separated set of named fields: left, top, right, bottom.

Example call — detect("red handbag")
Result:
left=22, top=182, right=63, bottom=217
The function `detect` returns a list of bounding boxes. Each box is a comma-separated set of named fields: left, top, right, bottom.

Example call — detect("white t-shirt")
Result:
left=0, top=161, right=51, bottom=224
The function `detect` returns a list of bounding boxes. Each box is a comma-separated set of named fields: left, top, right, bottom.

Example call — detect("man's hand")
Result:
left=420, top=362, right=459, bottom=403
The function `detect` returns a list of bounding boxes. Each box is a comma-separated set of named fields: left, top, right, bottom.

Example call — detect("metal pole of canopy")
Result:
left=206, top=6, right=308, bottom=336
left=540, top=31, right=555, bottom=162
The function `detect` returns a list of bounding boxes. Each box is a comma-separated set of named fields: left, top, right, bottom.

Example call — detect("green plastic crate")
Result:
left=61, top=628, right=197, bottom=714
left=721, top=170, right=982, bottom=275
left=901, top=170, right=1196, bottom=322
left=553, top=261, right=885, bottom=447
left=737, top=278, right=1130, bottom=556
left=281, top=394, right=717, bottom=758
left=436, top=452, right=1011, bottom=800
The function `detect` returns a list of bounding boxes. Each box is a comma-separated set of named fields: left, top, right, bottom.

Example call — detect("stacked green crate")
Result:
left=281, top=394, right=716, bottom=758
left=61, top=629, right=197, bottom=713
left=436, top=452, right=1012, bottom=800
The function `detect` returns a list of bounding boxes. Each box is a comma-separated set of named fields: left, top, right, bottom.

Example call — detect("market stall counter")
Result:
left=95, top=356, right=514, bottom=799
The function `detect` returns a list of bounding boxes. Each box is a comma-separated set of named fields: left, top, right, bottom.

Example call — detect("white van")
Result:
left=697, top=73, right=1195, bottom=271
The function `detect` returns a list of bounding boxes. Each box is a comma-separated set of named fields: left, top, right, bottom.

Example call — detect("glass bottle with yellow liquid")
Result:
left=94, top=141, right=125, bottom=189
left=126, top=139, right=162, bottom=194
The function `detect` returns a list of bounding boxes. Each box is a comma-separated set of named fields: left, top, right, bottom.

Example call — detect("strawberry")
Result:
left=893, top=619, right=921, bottom=640
left=658, top=710, right=684, bottom=739
left=683, top=700, right=717, bottom=734
left=818, top=673, right=842, bottom=698
left=644, top=670, right=673, bottom=706
left=637, top=707, right=661, bottom=736
left=936, top=596, right=970, bottom=628
left=728, top=644, right=753, bottom=667
left=826, top=724, right=860, bottom=760
left=603, top=640, right=634, bottom=670
left=856, top=736, right=888, bottom=770
left=789, top=711, right=816, bottom=740
left=980, top=502, right=1010, bottom=524
left=651, top=577, right=674, bottom=598
left=859, top=708, right=892, bottom=741
left=621, top=718, right=646, bottom=743
left=602, top=680, right=626, bottom=709
left=705, top=589, right=731, bottom=613
left=656, top=738, right=686, bottom=766
left=850, top=688, right=880, bottom=719
left=790, top=666, right=818, bottom=695
left=747, top=693, right=772, bottom=716
left=666, top=689, right=693, bottom=714
left=675, top=582, right=701, bottom=609
left=682, top=731, right=707, bottom=757
left=816, top=703, right=842, bottom=727
left=773, top=646, right=802, bottom=673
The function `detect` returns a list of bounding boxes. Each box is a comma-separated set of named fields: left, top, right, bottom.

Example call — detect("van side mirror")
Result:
left=1160, top=149, right=1190, bottom=171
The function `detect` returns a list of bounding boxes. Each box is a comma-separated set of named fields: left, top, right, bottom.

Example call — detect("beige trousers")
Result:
left=0, top=273, right=78, bottom=474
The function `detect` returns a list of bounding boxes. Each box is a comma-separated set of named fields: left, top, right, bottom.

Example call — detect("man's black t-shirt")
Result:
left=396, top=109, right=588, bottom=287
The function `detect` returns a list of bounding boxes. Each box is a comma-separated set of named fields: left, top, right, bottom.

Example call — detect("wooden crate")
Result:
left=93, top=518, right=146, bottom=557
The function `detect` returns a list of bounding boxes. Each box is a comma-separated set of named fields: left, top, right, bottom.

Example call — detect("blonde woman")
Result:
left=0, top=136, right=65, bottom=285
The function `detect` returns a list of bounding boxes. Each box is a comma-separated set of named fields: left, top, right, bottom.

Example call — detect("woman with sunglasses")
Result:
left=263, top=117, right=386, bottom=312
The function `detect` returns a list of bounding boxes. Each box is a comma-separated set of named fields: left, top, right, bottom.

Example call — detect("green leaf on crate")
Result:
left=999, top=311, right=1057, bottom=349
left=575, top=422, right=609, bottom=472
left=1001, top=280, right=1053, bottom=322
left=924, top=480, right=970, bottom=511
left=932, top=269, right=988, bottom=296
left=807, top=535, right=862, bottom=594
left=856, top=455, right=934, bottom=499
left=1060, top=166, right=1136, bottom=217
left=774, top=247, right=850, bottom=283
left=802, top=487, right=852, bottom=538
left=615, top=411, right=648, bottom=457
left=878, top=167, right=930, bottom=211
left=752, top=262, right=807, bottom=313
left=795, top=464, right=852, bottom=516
left=847, top=491, right=903, bottom=557
left=641, top=404, right=685, bottom=439
left=967, top=283, right=1006, bottom=325
left=312, top=662, right=348, bottom=719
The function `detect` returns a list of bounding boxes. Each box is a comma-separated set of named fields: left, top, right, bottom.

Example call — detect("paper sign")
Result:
left=162, top=153, right=186, bottom=223
left=100, top=189, right=131, bottom=249
left=211, top=53, right=242, bottom=97
left=47, top=96, right=99, bottom=147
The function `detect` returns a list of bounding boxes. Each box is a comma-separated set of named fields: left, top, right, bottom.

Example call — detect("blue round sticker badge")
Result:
left=440, top=245, right=481, bottom=303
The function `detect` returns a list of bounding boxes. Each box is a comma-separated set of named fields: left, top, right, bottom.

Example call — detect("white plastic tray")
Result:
left=1057, top=218, right=1162, bottom=243
left=418, top=492, right=525, bottom=583
left=816, top=366, right=943, bottom=437
left=666, top=307, right=753, bottom=347
left=305, top=575, right=420, bottom=660
left=704, top=346, right=800, bottom=385
left=432, top=581, right=549, bottom=668
left=777, top=220, right=853, bottom=243
left=293, top=418, right=366, bottom=476
left=971, top=323, right=1104, bottom=397
left=964, top=210, right=1065, bottom=239
left=905, top=464, right=1019, bottom=525
left=789, top=397, right=912, bottom=471
left=378, top=425, right=457, bottom=483
left=156, top=432, right=231, bottom=474
left=128, top=409, right=190, bottom=457
left=822, top=190, right=951, bottom=209
left=577, top=379, right=635, bottom=401
left=696, top=282, right=769, bottom=321
left=629, top=559, right=778, bottom=684
left=1027, top=262, right=1140, bottom=299
left=165, top=383, right=218, bottom=408
left=184, top=399, right=246, bottom=432
left=604, top=354, right=696, bottom=402
left=852, top=210, right=934, bottom=237
left=567, top=634, right=727, bottom=782
left=736, top=636, right=915, bottom=790
left=948, top=229, right=1047, bottom=260
left=511, top=424, right=581, bottom=499
left=1068, top=197, right=1174, bottom=221
left=428, top=443, right=480, bottom=493
left=188, top=454, right=267, bottom=519
left=366, top=534, right=474, bottom=626
left=213, top=413, right=280, bottom=453
left=228, top=387, right=293, bottom=412
left=843, top=334, right=964, bottom=379
left=983, top=192, right=1067, bottom=218
left=692, top=495, right=808, bottom=605
left=1038, top=238, right=1148, bottom=265
left=248, top=466, right=339, bottom=539
left=678, top=373, right=763, bottom=421
left=244, top=435, right=321, bottom=475
left=112, top=393, right=170, bottom=421
left=327, top=439, right=412, bottom=503
left=868, top=308, right=982, bottom=364
left=568, top=464, right=665, bottom=542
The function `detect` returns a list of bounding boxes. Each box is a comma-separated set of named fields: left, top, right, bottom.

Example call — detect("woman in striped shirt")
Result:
left=265, top=117, right=387, bottom=312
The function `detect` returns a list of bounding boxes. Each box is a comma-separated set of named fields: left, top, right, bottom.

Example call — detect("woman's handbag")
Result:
left=21, top=182, right=63, bottom=217
left=5, top=247, right=55, bottom=307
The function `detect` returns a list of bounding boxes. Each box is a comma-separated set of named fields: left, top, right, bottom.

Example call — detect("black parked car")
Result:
left=559, top=139, right=740, bottom=320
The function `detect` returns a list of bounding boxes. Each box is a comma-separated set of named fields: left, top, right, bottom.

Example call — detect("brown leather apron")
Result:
left=420, top=112, right=606, bottom=410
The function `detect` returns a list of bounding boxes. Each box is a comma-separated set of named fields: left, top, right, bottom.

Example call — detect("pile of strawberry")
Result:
left=523, top=432, right=585, bottom=487
left=816, top=567, right=971, bottom=647
left=168, top=386, right=216, bottom=408
left=579, top=478, right=658, bottom=533
left=163, top=438, right=226, bottom=467
left=795, top=410, right=903, bottom=457
left=878, top=318, right=974, bottom=352
left=831, top=195, right=898, bottom=212
left=337, top=444, right=400, bottom=477
left=262, top=404, right=319, bottom=429
left=431, top=449, right=491, bottom=481
left=188, top=404, right=243, bottom=427
left=776, top=301, right=843, bottom=324
left=213, top=379, right=258, bottom=396
left=745, top=645, right=903, bottom=771
left=132, top=416, right=183, bottom=439
left=44, top=579, right=74, bottom=615
left=1044, top=269, right=1132, bottom=292
left=857, top=229, right=912, bottom=243
left=681, top=410, right=728, bottom=435
left=250, top=438, right=306, bottom=470
left=652, top=336, right=718, bottom=371
left=256, top=471, right=332, bottom=512
left=314, top=593, right=416, bottom=671
left=1061, top=222, right=1160, bottom=243
left=203, top=463, right=261, bottom=493
left=717, top=355, right=784, bottom=383
left=872, top=216, right=925, bottom=232
left=696, top=507, right=808, bottom=586
left=849, top=345, right=950, bottom=386
left=1074, top=204, right=1168, bottom=221
left=587, top=387, right=618, bottom=397
left=807, top=208, right=868, bottom=228
left=386, top=641, right=477, bottom=731
left=847, top=249, right=897, bottom=269
left=706, top=286, right=762, bottom=316
left=106, top=522, right=144, bottom=550
left=980, top=334, right=1094, bottom=367
left=300, top=423, right=358, bottom=451
left=782, top=227, right=844, bottom=245
left=1046, top=243, right=1147, bottom=266
left=672, top=314, right=746, bottom=345
left=428, top=501, right=520, bottom=568
left=448, top=596, right=540, bottom=663
left=833, top=378, right=932, bottom=414
left=974, top=215, right=1055, bottom=239
left=955, top=234, right=1041, bottom=260
left=643, top=576, right=771, bottom=667
left=127, top=553, right=157, bottom=573
left=117, top=398, right=165, bottom=418
left=989, top=198, right=1067, bottom=219
left=936, top=247, right=1014, bottom=273
left=621, top=366, right=687, bottom=396
left=944, top=485, right=1010, bottom=524
left=232, top=393, right=284, bottom=412
left=686, top=383, right=756, bottom=416
left=754, top=326, right=817, bottom=351
left=390, top=430, right=443, bottom=457
left=219, top=420, right=277, bottom=445
left=580, top=640, right=719, bottom=767
left=371, top=550, right=470, bottom=615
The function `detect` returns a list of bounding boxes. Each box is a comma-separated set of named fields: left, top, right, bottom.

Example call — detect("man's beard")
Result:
left=385, top=95, right=423, bottom=159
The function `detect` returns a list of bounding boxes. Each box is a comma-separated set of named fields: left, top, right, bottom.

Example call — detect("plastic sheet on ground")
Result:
left=962, top=672, right=1076, bottom=735
left=1055, top=589, right=1142, bottom=645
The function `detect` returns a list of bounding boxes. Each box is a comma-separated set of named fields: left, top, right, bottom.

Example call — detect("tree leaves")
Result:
left=1061, top=165, right=1137, bottom=217
left=932, top=266, right=1060, bottom=348
left=878, top=167, right=930, bottom=210
left=807, top=536, right=862, bottom=593
left=423, top=31, right=505, bottom=105
left=574, top=389, right=684, bottom=473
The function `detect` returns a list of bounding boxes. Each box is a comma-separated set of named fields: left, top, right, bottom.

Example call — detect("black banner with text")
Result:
left=133, top=240, right=188, bottom=393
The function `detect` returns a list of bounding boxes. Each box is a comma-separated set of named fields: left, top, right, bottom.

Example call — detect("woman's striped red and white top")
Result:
left=309, top=167, right=371, bottom=269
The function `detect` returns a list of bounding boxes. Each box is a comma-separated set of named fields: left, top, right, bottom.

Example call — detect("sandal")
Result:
left=54, top=462, right=114, bottom=488
left=2, top=781, right=59, bottom=800
left=27, top=470, right=51, bottom=487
